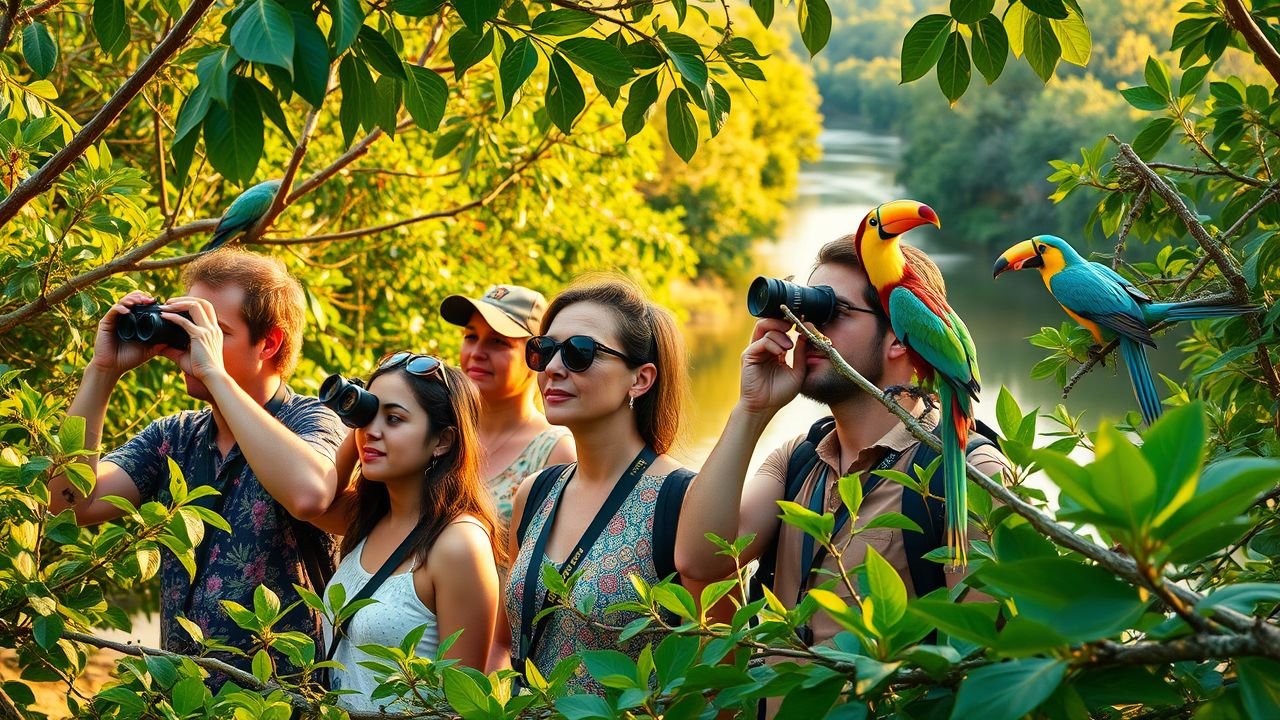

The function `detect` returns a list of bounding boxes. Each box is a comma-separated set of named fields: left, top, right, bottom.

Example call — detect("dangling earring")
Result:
left=425, top=456, right=438, bottom=475
left=628, top=395, right=635, bottom=410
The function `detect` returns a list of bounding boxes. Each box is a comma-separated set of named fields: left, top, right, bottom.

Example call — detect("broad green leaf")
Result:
left=901, top=14, right=951, bottom=83
left=203, top=82, right=264, bottom=183
left=557, top=37, right=634, bottom=87
left=292, top=13, right=331, bottom=107
left=798, top=0, right=831, bottom=57
left=1090, top=423, right=1157, bottom=537
left=404, top=65, right=447, bottom=131
left=1021, top=0, right=1067, bottom=20
left=1049, top=8, right=1090, bottom=66
left=231, top=0, right=295, bottom=73
left=545, top=54, right=585, bottom=133
left=556, top=694, right=614, bottom=720
left=1143, top=402, right=1206, bottom=525
left=1236, top=659, right=1280, bottom=719
left=994, top=386, right=1021, bottom=442
left=32, top=614, right=62, bottom=649
left=621, top=71, right=659, bottom=139
left=659, top=31, right=707, bottom=88
left=704, top=79, right=730, bottom=137
left=581, top=650, right=639, bottom=689
left=951, top=0, right=994, bottom=24
left=448, top=27, right=494, bottom=80
left=951, top=658, right=1067, bottom=720
left=1023, top=13, right=1060, bottom=82
left=937, top=30, right=971, bottom=104
left=63, top=463, right=95, bottom=499
left=865, top=546, right=907, bottom=631
left=454, top=0, right=500, bottom=31
left=1132, top=117, right=1176, bottom=160
left=326, top=0, right=364, bottom=55
left=531, top=9, right=597, bottom=36
left=498, top=38, right=537, bottom=115
left=1003, top=0, right=1030, bottom=57
left=22, top=23, right=58, bottom=79
left=358, top=26, right=406, bottom=80
left=1120, top=85, right=1168, bottom=111
left=908, top=600, right=1000, bottom=646
left=977, top=557, right=1145, bottom=642
left=1197, top=583, right=1280, bottom=617
left=861, top=512, right=922, bottom=533
left=1145, top=57, right=1172, bottom=99
left=750, top=0, right=774, bottom=27
left=93, top=0, right=129, bottom=57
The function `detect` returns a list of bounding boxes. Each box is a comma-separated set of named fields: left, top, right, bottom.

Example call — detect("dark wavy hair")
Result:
left=540, top=273, right=688, bottom=454
left=340, top=361, right=505, bottom=566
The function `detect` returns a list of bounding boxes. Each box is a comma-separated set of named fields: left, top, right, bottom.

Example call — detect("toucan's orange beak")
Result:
left=876, top=200, right=941, bottom=237
left=993, top=240, right=1043, bottom=277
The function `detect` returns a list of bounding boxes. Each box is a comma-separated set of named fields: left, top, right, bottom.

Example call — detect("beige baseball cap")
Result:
left=440, top=284, right=548, bottom=338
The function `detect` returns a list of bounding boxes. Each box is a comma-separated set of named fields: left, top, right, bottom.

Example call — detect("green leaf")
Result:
left=403, top=65, right=447, bottom=131
left=171, top=677, right=207, bottom=715
left=1160, top=457, right=1280, bottom=545
left=797, top=0, right=831, bottom=57
left=1132, top=117, right=1176, bottom=160
left=93, top=0, right=129, bottom=57
left=556, top=695, right=614, bottom=720
left=1023, top=13, right=1060, bottom=82
left=545, top=54, right=585, bottom=133
left=1179, top=64, right=1211, bottom=98
left=1144, top=57, right=1172, bottom=99
left=1021, top=0, right=1067, bottom=20
left=937, top=31, right=971, bottom=104
left=326, top=0, right=364, bottom=54
left=443, top=668, right=488, bottom=717
left=951, top=658, right=1067, bottom=720
left=1120, top=85, right=1168, bottom=111
left=582, top=650, right=639, bottom=689
left=1090, top=423, right=1157, bottom=537
left=1004, top=0, right=1030, bottom=56
left=703, top=78, right=730, bottom=137
left=1237, top=659, right=1280, bottom=719
left=203, top=81, right=264, bottom=183
left=63, top=463, right=95, bottom=500
left=497, top=38, right=537, bottom=114
left=950, top=0, right=994, bottom=24
left=32, top=614, right=62, bottom=649
left=908, top=600, right=1000, bottom=646
left=750, top=0, right=773, bottom=27
left=1142, top=402, right=1206, bottom=525
left=865, top=546, right=907, bottom=631
left=531, top=9, right=597, bottom=36
left=1198, top=583, right=1280, bottom=617
left=1049, top=8, right=1090, bottom=66
left=454, top=0, right=500, bottom=31
left=292, top=13, right=331, bottom=107
left=970, top=15, right=1008, bottom=84
left=901, top=15, right=952, bottom=83
left=231, top=0, right=295, bottom=73
left=977, top=557, right=1145, bottom=643
left=557, top=37, right=634, bottom=87
left=448, top=27, right=494, bottom=80
left=22, top=23, right=58, bottom=79
left=861, top=512, right=923, bottom=533
left=659, top=31, right=707, bottom=88
left=621, top=71, right=659, bottom=139
left=777, top=500, right=834, bottom=545
left=358, top=26, right=406, bottom=79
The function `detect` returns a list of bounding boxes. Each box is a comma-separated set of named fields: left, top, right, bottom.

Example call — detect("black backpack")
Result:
left=515, top=463, right=695, bottom=582
left=750, top=416, right=999, bottom=602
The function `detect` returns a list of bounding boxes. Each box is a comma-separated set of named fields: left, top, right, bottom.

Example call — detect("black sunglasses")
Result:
left=525, top=335, right=647, bottom=373
left=378, top=351, right=445, bottom=379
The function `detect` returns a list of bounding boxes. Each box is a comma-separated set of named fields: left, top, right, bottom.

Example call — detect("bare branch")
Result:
left=0, top=0, right=219, bottom=228
left=1223, top=0, right=1280, bottom=88
left=0, top=0, right=23, bottom=52
left=1114, top=184, right=1149, bottom=269
left=243, top=106, right=323, bottom=244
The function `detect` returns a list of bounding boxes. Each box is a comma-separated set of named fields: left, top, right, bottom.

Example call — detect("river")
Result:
left=675, top=126, right=1183, bottom=470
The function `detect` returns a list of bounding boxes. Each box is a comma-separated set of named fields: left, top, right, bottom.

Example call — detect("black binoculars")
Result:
left=747, top=276, right=839, bottom=326
left=319, top=374, right=380, bottom=428
left=115, top=302, right=192, bottom=350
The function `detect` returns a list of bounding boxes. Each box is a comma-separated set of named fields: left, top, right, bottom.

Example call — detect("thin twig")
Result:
left=1114, top=185, right=1149, bottom=269
left=0, top=0, right=23, bottom=52
left=242, top=107, right=322, bottom=244
left=1147, top=162, right=1267, bottom=187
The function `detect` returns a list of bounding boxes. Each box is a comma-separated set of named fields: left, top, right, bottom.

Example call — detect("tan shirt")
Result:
left=760, top=412, right=1010, bottom=646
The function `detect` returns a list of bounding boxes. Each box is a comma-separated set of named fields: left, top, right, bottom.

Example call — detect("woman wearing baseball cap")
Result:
left=441, top=285, right=575, bottom=530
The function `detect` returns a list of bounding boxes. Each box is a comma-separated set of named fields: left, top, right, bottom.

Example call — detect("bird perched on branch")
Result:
left=993, top=234, right=1260, bottom=426
left=200, top=179, right=282, bottom=253
left=854, top=199, right=981, bottom=568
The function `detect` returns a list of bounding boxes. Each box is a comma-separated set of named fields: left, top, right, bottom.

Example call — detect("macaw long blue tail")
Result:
left=1120, top=337, right=1162, bottom=426
left=1152, top=302, right=1260, bottom=323
left=939, top=383, right=969, bottom=569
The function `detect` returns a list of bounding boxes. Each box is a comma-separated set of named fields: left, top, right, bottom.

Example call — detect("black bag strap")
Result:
left=325, top=521, right=428, bottom=661
left=652, top=468, right=696, bottom=581
left=900, top=431, right=998, bottom=598
left=515, top=447, right=657, bottom=671
left=750, top=417, right=834, bottom=602
left=515, top=464, right=572, bottom=547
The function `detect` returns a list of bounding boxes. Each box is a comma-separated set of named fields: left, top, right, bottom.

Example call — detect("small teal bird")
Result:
left=200, top=179, right=282, bottom=252
left=994, top=234, right=1261, bottom=426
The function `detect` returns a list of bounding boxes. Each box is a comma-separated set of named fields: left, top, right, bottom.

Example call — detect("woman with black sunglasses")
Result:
left=492, top=274, right=697, bottom=694
left=320, top=353, right=504, bottom=710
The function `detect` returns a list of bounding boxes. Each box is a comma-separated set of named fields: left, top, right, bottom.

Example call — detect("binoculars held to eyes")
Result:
left=115, top=302, right=192, bottom=350
left=319, top=374, right=379, bottom=428
left=747, top=276, right=839, bottom=326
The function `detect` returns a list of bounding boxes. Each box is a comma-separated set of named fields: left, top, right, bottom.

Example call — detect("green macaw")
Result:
left=200, top=179, right=282, bottom=253
left=855, top=199, right=981, bottom=568
left=994, top=234, right=1260, bottom=426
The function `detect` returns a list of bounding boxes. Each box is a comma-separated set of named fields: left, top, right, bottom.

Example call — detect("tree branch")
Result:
left=243, top=106, right=322, bottom=244
left=1223, top=0, right=1280, bottom=88
left=1114, top=184, right=1149, bottom=269
left=0, top=0, right=218, bottom=229
left=0, top=0, right=22, bottom=52
left=1147, top=162, right=1268, bottom=188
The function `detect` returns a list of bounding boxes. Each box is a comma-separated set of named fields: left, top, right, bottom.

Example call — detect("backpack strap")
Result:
left=652, top=468, right=696, bottom=581
left=900, top=432, right=999, bottom=598
left=750, top=417, right=835, bottom=602
left=515, top=464, right=572, bottom=547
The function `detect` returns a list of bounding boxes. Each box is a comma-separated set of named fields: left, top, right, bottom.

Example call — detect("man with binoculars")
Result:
left=675, top=236, right=1009, bottom=652
left=46, top=249, right=346, bottom=678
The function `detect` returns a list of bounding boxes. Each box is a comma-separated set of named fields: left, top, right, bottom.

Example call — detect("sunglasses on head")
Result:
left=525, top=335, right=648, bottom=373
left=378, top=351, right=445, bottom=379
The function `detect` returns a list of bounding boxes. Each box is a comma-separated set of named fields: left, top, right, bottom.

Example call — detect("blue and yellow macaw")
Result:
left=994, top=234, right=1260, bottom=425
left=855, top=200, right=980, bottom=568
left=200, top=179, right=282, bottom=253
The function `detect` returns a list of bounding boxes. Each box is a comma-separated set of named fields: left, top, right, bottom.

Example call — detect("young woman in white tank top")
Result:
left=318, top=353, right=504, bottom=712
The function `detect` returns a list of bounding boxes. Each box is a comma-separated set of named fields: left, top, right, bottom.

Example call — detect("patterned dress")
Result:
left=504, top=465, right=683, bottom=695
left=488, top=426, right=571, bottom=529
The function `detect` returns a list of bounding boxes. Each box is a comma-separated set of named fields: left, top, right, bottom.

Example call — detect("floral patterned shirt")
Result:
left=103, top=386, right=345, bottom=675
